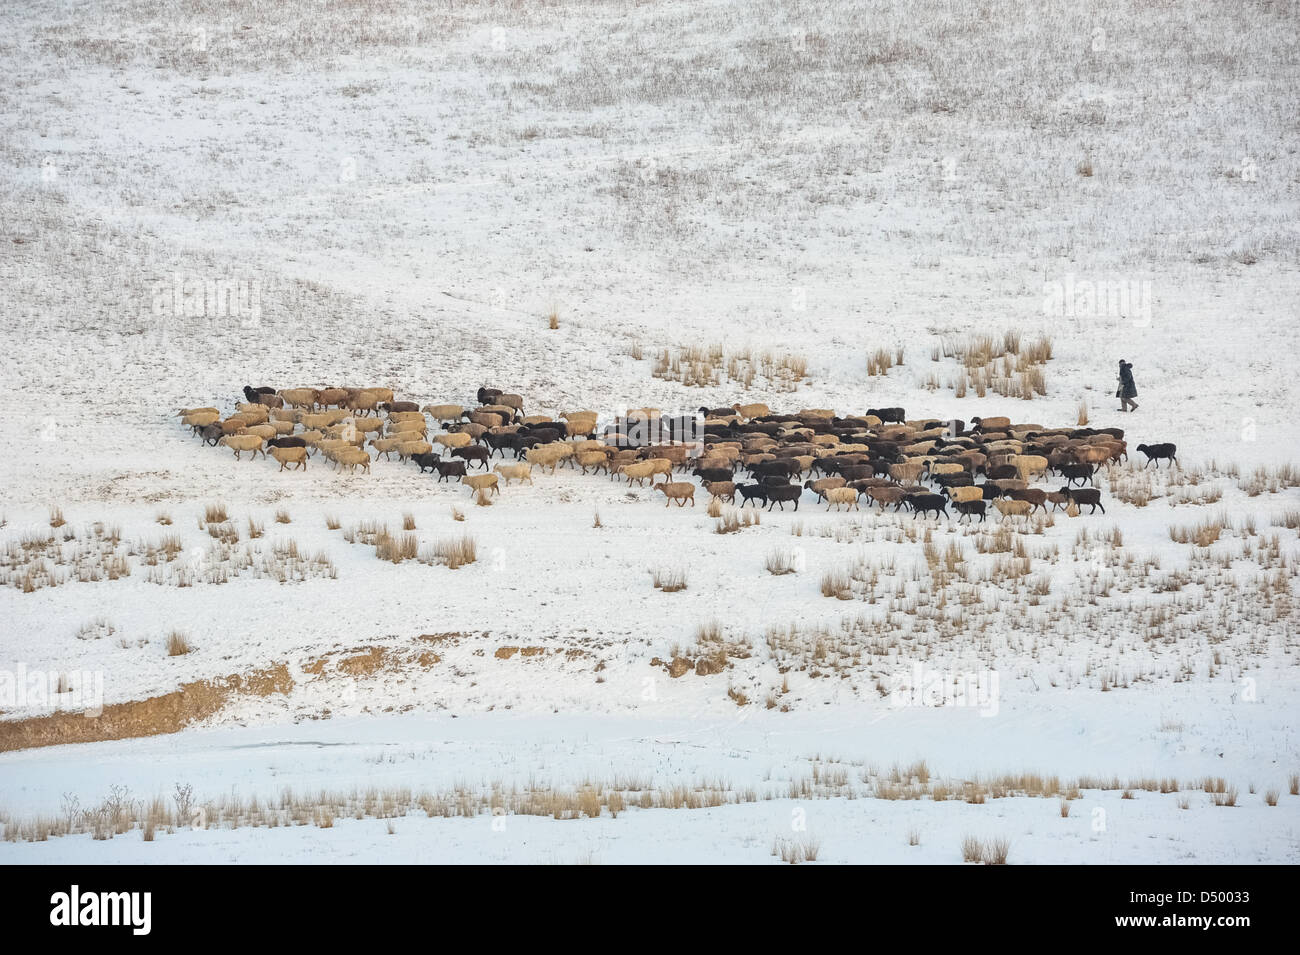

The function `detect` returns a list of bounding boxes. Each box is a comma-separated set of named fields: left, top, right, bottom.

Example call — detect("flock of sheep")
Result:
left=177, top=385, right=1178, bottom=520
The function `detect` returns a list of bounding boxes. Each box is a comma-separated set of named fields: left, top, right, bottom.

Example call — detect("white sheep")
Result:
left=490, top=463, right=532, bottom=486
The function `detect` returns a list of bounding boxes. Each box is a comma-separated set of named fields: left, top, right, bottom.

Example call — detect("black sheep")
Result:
left=838, top=465, right=874, bottom=482
left=737, top=484, right=768, bottom=507
left=484, top=432, right=516, bottom=458
left=453, top=446, right=490, bottom=470
left=1059, top=463, right=1094, bottom=486
left=477, top=387, right=503, bottom=405
left=764, top=484, right=802, bottom=511
left=1062, top=486, right=1106, bottom=513
left=906, top=493, right=949, bottom=519
left=412, top=452, right=442, bottom=473
left=867, top=407, right=906, bottom=424
left=436, top=461, right=467, bottom=482
left=1136, top=443, right=1177, bottom=468
left=267, top=436, right=306, bottom=450
left=954, top=499, right=987, bottom=523
left=693, top=467, right=733, bottom=483
left=751, top=460, right=799, bottom=480
left=243, top=385, right=276, bottom=402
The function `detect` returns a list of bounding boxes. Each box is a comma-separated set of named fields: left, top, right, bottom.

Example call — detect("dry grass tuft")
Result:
left=765, top=548, right=798, bottom=575
left=203, top=502, right=228, bottom=525
left=1169, top=514, right=1227, bottom=546
left=652, top=567, right=688, bottom=592
left=48, top=507, right=65, bottom=529
left=424, top=535, right=477, bottom=569
left=375, top=531, right=419, bottom=564
left=402, top=512, right=416, bottom=530
left=715, top=507, right=759, bottom=534
left=166, top=630, right=194, bottom=657
left=982, top=837, right=1010, bottom=865
left=773, top=835, right=821, bottom=864
left=275, top=508, right=291, bottom=524
left=1211, top=787, right=1239, bottom=807
left=325, top=514, right=341, bottom=530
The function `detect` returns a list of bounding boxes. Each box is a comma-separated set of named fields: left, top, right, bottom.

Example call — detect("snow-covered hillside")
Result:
left=0, top=0, right=1297, bottom=863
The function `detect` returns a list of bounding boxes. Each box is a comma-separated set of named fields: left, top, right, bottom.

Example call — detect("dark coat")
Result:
left=1118, top=362, right=1137, bottom=398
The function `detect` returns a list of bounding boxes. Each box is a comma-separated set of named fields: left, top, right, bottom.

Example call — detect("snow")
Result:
left=0, top=0, right=1297, bottom=862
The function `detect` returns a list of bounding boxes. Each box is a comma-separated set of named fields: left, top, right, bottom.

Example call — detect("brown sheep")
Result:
left=559, top=411, right=599, bottom=436
left=423, top=404, right=465, bottom=424
left=1006, top=488, right=1048, bottom=513
left=269, top=445, right=308, bottom=471
left=349, top=387, right=394, bottom=405
left=396, top=440, right=434, bottom=463
left=927, top=461, right=965, bottom=477
left=732, top=402, right=771, bottom=421
left=889, top=461, right=925, bottom=483
left=620, top=458, right=673, bottom=487
left=278, top=388, right=319, bottom=410
left=972, top=415, right=1012, bottom=432
left=576, top=451, right=609, bottom=475
left=316, top=387, right=351, bottom=408
left=237, top=423, right=278, bottom=441
left=368, top=437, right=404, bottom=460
left=347, top=390, right=384, bottom=416
left=803, top=476, right=847, bottom=502
left=1010, top=454, right=1049, bottom=483
left=1046, top=490, right=1072, bottom=511
left=994, top=499, right=1033, bottom=522
left=234, top=402, right=271, bottom=420
left=461, top=473, right=500, bottom=495
left=654, top=481, right=696, bottom=507
left=705, top=480, right=736, bottom=503
left=334, top=449, right=371, bottom=474
left=470, top=411, right=504, bottom=429
left=867, top=486, right=907, bottom=510
left=217, top=434, right=265, bottom=460
left=434, top=432, right=473, bottom=453
left=946, top=485, right=985, bottom=504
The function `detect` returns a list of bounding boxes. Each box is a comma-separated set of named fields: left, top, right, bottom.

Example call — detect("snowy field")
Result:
left=0, top=0, right=1298, bottom=863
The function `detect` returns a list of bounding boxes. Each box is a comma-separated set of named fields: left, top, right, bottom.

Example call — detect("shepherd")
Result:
left=1116, top=359, right=1138, bottom=412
